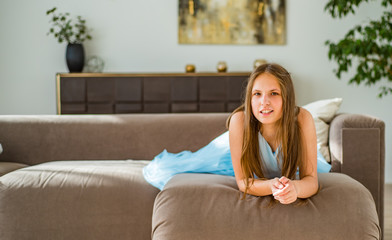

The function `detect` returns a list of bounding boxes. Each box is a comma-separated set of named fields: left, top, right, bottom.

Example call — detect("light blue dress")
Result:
left=258, top=132, right=282, bottom=179
left=143, top=131, right=331, bottom=190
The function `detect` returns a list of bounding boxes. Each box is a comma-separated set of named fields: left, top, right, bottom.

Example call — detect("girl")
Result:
left=227, top=63, right=318, bottom=204
left=143, top=63, right=329, bottom=200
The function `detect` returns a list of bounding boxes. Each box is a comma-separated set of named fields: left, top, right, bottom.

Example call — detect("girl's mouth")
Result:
left=260, top=109, right=273, bottom=116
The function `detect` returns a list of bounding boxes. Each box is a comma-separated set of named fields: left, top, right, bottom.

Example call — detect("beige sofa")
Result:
left=0, top=113, right=384, bottom=239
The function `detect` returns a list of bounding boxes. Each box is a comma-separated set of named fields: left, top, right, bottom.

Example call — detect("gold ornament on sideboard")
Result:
left=185, top=64, right=196, bottom=73
left=253, top=59, right=267, bottom=69
left=217, top=61, right=227, bottom=72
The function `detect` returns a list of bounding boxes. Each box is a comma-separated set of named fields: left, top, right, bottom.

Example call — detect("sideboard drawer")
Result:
left=56, top=72, right=249, bottom=114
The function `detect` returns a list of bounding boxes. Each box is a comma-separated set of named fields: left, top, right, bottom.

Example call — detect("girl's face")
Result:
left=251, top=72, right=283, bottom=127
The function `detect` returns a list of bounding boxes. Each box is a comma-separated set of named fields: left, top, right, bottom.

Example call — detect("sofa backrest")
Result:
left=0, top=113, right=229, bottom=165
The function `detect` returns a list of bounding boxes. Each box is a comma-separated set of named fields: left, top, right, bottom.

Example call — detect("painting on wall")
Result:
left=178, top=0, right=286, bottom=45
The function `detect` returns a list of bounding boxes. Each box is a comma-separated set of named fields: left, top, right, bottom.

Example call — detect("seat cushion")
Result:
left=152, top=173, right=380, bottom=240
left=0, top=160, right=159, bottom=240
left=0, top=161, right=28, bottom=177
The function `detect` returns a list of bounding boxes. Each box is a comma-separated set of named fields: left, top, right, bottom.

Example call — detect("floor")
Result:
left=385, top=184, right=392, bottom=240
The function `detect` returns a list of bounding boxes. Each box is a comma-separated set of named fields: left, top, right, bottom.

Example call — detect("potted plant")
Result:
left=324, top=0, right=392, bottom=98
left=46, top=7, right=92, bottom=72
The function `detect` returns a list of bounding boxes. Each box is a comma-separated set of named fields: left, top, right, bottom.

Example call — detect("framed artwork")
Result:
left=178, top=0, right=286, bottom=45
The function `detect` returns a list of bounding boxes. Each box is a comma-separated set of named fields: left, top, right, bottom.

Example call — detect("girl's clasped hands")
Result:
left=271, top=177, right=298, bottom=204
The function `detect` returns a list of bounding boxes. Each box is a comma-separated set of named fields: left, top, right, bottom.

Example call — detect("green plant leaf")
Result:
left=46, top=7, right=56, bottom=15
left=46, top=7, right=92, bottom=44
left=325, top=4, right=392, bottom=97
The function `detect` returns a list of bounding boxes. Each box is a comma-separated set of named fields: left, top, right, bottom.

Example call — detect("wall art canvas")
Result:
left=179, top=0, right=286, bottom=45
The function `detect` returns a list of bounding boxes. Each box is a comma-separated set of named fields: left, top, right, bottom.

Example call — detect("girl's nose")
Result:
left=261, top=94, right=270, bottom=105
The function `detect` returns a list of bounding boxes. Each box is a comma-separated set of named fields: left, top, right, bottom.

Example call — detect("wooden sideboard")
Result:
left=56, top=72, right=250, bottom=114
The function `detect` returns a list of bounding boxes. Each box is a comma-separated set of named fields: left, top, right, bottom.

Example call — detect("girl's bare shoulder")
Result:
left=230, top=111, right=245, bottom=124
left=297, top=107, right=316, bottom=133
left=228, top=111, right=245, bottom=131
left=298, top=107, right=313, bottom=123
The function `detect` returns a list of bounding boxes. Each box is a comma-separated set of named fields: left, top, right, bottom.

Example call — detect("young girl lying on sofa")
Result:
left=143, top=63, right=331, bottom=204
left=227, top=63, right=319, bottom=204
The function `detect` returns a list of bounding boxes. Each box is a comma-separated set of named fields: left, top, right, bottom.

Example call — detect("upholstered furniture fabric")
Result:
left=152, top=173, right=380, bottom=240
left=0, top=113, right=385, bottom=239
left=329, top=113, right=385, bottom=231
left=0, top=162, right=28, bottom=177
left=0, top=160, right=158, bottom=239
left=0, top=114, right=228, bottom=165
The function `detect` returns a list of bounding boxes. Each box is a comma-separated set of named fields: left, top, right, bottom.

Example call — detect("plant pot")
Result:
left=66, top=43, right=85, bottom=73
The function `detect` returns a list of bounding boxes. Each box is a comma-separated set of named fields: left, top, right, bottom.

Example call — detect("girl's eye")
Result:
left=253, top=92, right=261, bottom=96
left=271, top=92, right=279, bottom=96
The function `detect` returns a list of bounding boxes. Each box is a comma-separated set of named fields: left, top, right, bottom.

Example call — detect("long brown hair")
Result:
left=227, top=63, right=303, bottom=197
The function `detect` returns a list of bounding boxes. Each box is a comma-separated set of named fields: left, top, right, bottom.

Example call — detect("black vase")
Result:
left=66, top=43, right=85, bottom=72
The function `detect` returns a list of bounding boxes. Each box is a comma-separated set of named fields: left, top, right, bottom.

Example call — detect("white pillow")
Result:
left=302, top=98, right=343, bottom=162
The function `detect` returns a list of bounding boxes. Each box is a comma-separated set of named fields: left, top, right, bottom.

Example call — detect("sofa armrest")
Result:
left=329, top=113, right=385, bottom=233
left=0, top=162, right=28, bottom=177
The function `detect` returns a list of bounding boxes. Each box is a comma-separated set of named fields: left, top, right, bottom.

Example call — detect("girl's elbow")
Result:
left=309, top=177, right=319, bottom=197
left=236, top=179, right=246, bottom=192
left=314, top=179, right=319, bottom=193
left=236, top=178, right=253, bottom=194
left=298, top=176, right=319, bottom=198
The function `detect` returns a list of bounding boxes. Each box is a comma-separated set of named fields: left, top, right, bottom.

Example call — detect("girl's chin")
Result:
left=256, top=117, right=276, bottom=124
left=256, top=115, right=281, bottom=125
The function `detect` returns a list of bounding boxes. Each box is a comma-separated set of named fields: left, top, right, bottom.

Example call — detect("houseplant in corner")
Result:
left=46, top=7, right=92, bottom=72
left=324, top=0, right=392, bottom=98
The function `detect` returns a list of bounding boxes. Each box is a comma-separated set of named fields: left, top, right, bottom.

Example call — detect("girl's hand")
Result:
left=272, top=176, right=298, bottom=204
left=270, top=177, right=285, bottom=195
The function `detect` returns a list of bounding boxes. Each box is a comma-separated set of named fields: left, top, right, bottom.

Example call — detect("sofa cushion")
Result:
left=0, top=162, right=28, bottom=177
left=302, top=98, right=343, bottom=162
left=0, top=114, right=229, bottom=166
left=152, top=173, right=380, bottom=240
left=0, top=160, right=159, bottom=240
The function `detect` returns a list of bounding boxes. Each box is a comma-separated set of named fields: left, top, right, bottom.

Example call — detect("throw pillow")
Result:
left=302, top=98, right=343, bottom=162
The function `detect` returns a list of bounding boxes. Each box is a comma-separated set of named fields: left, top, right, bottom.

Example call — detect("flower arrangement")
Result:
left=46, top=7, right=92, bottom=44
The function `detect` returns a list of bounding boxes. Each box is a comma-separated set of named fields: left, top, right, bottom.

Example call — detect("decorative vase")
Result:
left=66, top=43, right=85, bottom=72
left=85, top=56, right=105, bottom=73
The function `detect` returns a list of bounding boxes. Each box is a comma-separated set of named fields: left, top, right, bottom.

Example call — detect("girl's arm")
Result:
left=293, top=107, right=319, bottom=197
left=273, top=108, right=319, bottom=203
left=229, top=111, right=283, bottom=196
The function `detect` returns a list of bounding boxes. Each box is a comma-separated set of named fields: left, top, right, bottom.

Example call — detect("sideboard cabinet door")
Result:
left=57, top=73, right=249, bottom=114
